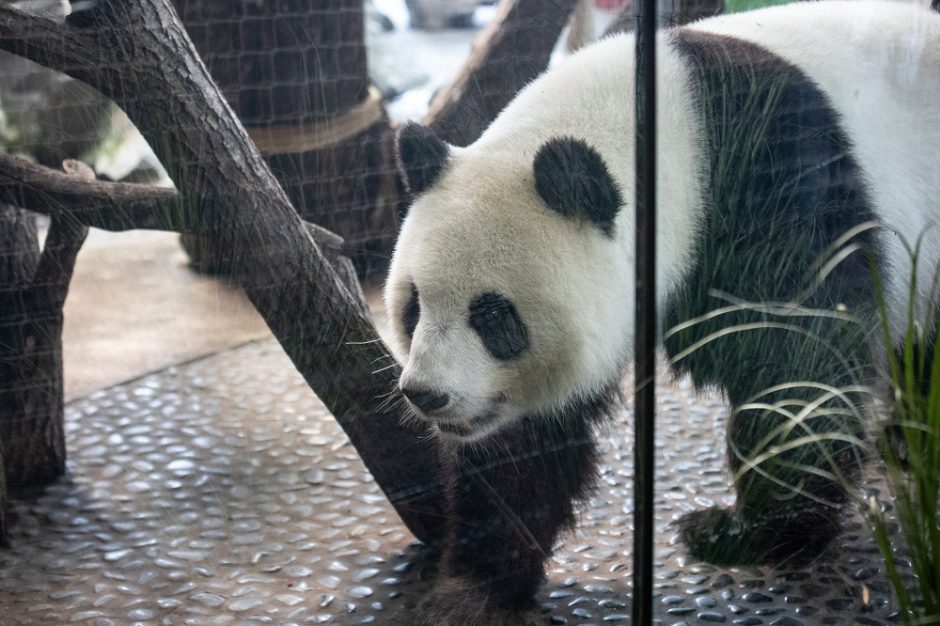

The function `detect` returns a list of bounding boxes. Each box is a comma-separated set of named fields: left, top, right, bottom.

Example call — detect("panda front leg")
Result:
left=415, top=416, right=600, bottom=626
left=664, top=292, right=876, bottom=567
left=678, top=383, right=868, bottom=566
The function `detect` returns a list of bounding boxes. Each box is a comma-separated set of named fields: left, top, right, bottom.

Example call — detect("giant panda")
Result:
left=385, top=2, right=940, bottom=624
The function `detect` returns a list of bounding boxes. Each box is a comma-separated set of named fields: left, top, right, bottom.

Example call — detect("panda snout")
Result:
left=401, top=387, right=451, bottom=415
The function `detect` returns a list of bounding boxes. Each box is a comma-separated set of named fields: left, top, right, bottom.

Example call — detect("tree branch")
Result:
left=32, top=217, right=88, bottom=308
left=0, top=0, right=445, bottom=542
left=0, top=153, right=348, bottom=259
left=0, top=5, right=101, bottom=84
left=424, top=0, right=579, bottom=146
left=25, top=160, right=89, bottom=307
left=0, top=153, right=364, bottom=309
left=0, top=153, right=186, bottom=231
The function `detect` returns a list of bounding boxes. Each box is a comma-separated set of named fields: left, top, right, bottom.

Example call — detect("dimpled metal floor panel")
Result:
left=0, top=340, right=910, bottom=625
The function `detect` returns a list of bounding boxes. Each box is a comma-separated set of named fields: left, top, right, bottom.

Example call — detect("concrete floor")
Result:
left=61, top=229, right=272, bottom=401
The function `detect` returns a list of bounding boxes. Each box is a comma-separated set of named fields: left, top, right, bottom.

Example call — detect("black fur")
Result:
left=403, top=283, right=420, bottom=338
left=396, top=123, right=451, bottom=196
left=533, top=137, right=624, bottom=236
left=419, top=385, right=618, bottom=624
left=665, top=30, right=882, bottom=565
left=468, top=293, right=529, bottom=361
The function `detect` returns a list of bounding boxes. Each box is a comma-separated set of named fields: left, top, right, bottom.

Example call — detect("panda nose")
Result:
left=401, top=387, right=450, bottom=414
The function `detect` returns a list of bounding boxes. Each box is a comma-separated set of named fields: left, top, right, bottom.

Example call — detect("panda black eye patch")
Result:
left=468, top=292, right=529, bottom=361
left=403, top=284, right=420, bottom=338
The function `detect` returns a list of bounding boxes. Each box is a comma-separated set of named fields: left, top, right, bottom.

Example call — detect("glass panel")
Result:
left=0, top=1, right=936, bottom=625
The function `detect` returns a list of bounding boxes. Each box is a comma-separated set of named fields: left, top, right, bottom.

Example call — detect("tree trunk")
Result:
left=0, top=202, right=85, bottom=541
left=0, top=207, right=37, bottom=540
left=0, top=448, right=5, bottom=544
left=174, top=0, right=398, bottom=276
left=0, top=207, right=60, bottom=488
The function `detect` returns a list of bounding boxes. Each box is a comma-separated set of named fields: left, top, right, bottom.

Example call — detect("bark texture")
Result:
left=0, top=154, right=181, bottom=231
left=0, top=444, right=5, bottom=544
left=0, top=0, right=445, bottom=544
left=0, top=200, right=86, bottom=541
left=424, top=0, right=580, bottom=147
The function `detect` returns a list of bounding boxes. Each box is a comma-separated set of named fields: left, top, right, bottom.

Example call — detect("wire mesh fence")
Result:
left=1, top=0, right=939, bottom=624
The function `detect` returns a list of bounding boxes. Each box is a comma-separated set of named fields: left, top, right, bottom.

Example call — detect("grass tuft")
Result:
left=864, top=241, right=940, bottom=625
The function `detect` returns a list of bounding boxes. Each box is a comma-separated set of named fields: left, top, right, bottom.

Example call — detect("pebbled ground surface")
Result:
left=0, top=340, right=909, bottom=625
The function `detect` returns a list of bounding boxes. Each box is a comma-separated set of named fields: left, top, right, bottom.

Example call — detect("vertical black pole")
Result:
left=633, top=0, right=657, bottom=622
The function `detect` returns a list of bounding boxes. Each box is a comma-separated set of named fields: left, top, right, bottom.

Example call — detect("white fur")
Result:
left=386, top=0, right=940, bottom=441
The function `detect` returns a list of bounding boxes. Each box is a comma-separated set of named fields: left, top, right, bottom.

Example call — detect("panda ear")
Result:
left=533, top=137, right=623, bottom=236
left=395, top=123, right=451, bottom=196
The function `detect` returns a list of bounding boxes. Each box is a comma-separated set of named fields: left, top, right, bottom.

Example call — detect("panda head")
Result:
left=386, top=123, right=632, bottom=442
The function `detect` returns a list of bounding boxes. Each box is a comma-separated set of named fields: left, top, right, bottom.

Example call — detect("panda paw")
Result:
left=677, top=506, right=762, bottom=566
left=414, top=577, right=543, bottom=626
left=677, top=506, right=837, bottom=567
